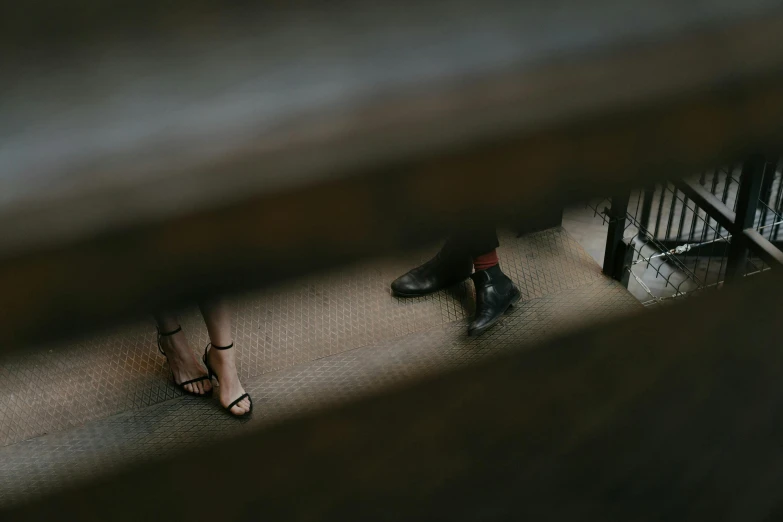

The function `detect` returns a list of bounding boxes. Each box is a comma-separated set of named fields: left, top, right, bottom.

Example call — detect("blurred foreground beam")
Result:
left=3, top=1, right=783, bottom=348
left=4, top=272, right=783, bottom=521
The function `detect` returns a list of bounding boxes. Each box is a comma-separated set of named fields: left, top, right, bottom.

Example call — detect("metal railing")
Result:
left=599, top=155, right=783, bottom=305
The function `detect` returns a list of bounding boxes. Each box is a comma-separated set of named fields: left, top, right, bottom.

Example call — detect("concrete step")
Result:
left=0, top=227, right=642, bottom=506
left=0, top=227, right=603, bottom=449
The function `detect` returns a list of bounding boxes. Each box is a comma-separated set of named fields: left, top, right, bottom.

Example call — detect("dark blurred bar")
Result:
left=2, top=1, right=783, bottom=349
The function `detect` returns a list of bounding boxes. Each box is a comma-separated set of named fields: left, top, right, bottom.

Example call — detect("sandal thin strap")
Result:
left=157, top=325, right=183, bottom=355
left=158, top=325, right=182, bottom=337
left=211, top=342, right=234, bottom=350
left=226, top=393, right=251, bottom=412
left=178, top=375, right=211, bottom=387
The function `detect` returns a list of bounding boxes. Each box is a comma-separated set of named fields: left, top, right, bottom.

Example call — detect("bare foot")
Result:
left=159, top=330, right=213, bottom=396
left=205, top=344, right=252, bottom=416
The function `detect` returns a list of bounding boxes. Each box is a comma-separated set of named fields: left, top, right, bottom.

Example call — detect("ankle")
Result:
left=158, top=328, right=188, bottom=356
left=208, top=343, right=236, bottom=363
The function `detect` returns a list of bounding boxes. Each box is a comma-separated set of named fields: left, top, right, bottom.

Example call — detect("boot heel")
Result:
left=507, top=287, right=522, bottom=309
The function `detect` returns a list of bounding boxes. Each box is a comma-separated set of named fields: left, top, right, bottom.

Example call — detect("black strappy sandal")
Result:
left=157, top=326, right=213, bottom=397
left=203, top=342, right=253, bottom=417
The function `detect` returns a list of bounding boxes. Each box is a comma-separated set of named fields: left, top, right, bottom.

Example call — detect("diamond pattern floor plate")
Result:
left=0, top=227, right=602, bottom=450
left=0, top=277, right=640, bottom=507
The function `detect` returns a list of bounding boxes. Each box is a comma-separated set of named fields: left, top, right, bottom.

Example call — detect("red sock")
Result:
left=472, top=249, right=499, bottom=271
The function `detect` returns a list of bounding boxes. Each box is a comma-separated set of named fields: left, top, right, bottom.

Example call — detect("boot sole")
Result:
left=468, top=287, right=522, bottom=337
left=391, top=277, right=471, bottom=298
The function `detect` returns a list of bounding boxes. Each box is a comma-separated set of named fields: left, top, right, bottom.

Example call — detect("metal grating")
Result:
left=587, top=158, right=783, bottom=306
left=0, top=278, right=640, bottom=507
left=0, top=228, right=602, bottom=448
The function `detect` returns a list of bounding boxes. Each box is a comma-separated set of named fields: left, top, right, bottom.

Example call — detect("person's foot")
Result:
left=391, top=251, right=473, bottom=297
left=205, top=346, right=252, bottom=416
left=158, top=330, right=213, bottom=396
left=468, top=264, right=520, bottom=336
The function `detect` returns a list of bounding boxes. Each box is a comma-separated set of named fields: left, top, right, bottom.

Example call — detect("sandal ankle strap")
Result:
left=156, top=325, right=183, bottom=356
left=210, top=342, right=234, bottom=350
left=157, top=325, right=182, bottom=337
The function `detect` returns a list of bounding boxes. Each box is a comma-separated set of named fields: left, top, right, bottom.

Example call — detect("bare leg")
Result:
left=199, top=299, right=251, bottom=415
left=154, top=312, right=212, bottom=396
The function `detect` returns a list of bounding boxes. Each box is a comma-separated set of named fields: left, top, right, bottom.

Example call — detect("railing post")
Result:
left=725, top=155, right=766, bottom=282
left=637, top=186, right=655, bottom=239
left=757, top=162, right=775, bottom=229
left=603, top=191, right=630, bottom=280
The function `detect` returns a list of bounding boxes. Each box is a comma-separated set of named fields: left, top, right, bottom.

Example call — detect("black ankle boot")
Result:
left=468, top=264, right=520, bottom=336
left=391, top=252, right=473, bottom=297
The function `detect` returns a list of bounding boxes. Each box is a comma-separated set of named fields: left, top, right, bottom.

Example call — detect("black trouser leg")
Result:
left=441, top=227, right=499, bottom=260
left=391, top=228, right=500, bottom=298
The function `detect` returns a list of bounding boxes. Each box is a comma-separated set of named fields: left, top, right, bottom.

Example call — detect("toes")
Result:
left=230, top=398, right=251, bottom=416
left=203, top=380, right=213, bottom=393
left=184, top=383, right=194, bottom=394
left=240, top=397, right=252, bottom=413
left=195, top=381, right=204, bottom=395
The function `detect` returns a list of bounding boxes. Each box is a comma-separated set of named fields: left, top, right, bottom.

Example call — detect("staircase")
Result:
left=0, top=227, right=641, bottom=506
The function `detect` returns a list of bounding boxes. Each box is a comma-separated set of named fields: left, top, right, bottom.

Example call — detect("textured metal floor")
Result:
left=0, top=227, right=642, bottom=506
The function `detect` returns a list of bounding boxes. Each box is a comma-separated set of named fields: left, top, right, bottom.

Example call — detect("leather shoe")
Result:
left=391, top=252, right=473, bottom=297
left=469, top=265, right=520, bottom=336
